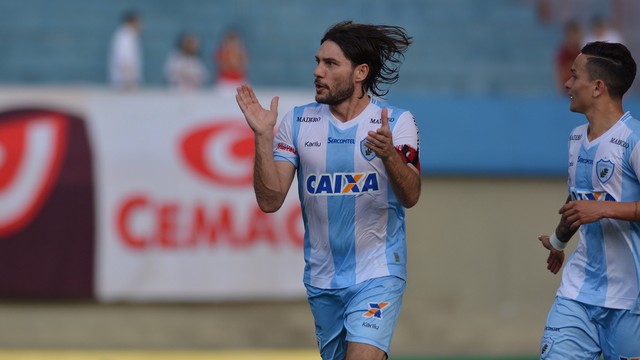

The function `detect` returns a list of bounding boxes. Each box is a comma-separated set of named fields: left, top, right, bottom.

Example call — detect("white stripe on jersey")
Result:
left=273, top=98, right=419, bottom=289
left=559, top=112, right=640, bottom=312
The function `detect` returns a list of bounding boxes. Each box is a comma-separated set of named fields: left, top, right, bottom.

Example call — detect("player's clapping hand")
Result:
left=235, top=84, right=279, bottom=136
left=366, top=108, right=395, bottom=159
left=538, top=235, right=565, bottom=274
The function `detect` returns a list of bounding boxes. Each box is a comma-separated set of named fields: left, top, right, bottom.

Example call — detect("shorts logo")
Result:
left=360, top=139, right=376, bottom=161
left=364, top=302, right=389, bottom=319
left=596, top=159, right=614, bottom=184
left=540, top=338, right=553, bottom=358
left=619, top=357, right=640, bottom=360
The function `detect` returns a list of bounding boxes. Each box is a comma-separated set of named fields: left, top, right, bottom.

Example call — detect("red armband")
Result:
left=395, top=144, right=420, bottom=172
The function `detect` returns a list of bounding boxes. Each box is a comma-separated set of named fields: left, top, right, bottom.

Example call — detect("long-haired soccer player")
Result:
left=236, top=21, right=421, bottom=360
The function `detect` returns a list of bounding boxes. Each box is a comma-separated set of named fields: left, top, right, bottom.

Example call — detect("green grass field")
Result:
left=0, top=350, right=538, bottom=360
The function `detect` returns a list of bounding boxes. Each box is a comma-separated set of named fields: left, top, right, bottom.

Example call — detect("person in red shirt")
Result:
left=555, top=20, right=582, bottom=93
left=214, top=29, right=248, bottom=91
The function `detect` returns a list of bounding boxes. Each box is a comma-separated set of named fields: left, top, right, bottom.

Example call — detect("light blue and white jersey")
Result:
left=273, top=98, right=420, bottom=289
left=559, top=111, right=640, bottom=312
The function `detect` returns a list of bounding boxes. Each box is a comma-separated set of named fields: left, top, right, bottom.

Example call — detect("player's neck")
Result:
left=585, top=102, right=624, bottom=141
left=329, top=94, right=371, bottom=123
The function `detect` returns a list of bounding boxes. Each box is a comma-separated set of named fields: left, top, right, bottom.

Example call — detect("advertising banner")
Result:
left=0, top=107, right=95, bottom=298
left=0, top=88, right=313, bottom=301
left=87, top=90, right=312, bottom=301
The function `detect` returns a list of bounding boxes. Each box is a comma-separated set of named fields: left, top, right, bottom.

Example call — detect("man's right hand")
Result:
left=538, top=235, right=565, bottom=274
left=235, top=84, right=279, bottom=136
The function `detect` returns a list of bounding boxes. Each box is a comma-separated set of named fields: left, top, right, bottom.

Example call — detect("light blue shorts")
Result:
left=540, top=296, right=640, bottom=360
left=305, top=276, right=406, bottom=360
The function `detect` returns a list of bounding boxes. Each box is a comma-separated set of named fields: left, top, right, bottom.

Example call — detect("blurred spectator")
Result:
left=555, top=20, right=582, bottom=93
left=164, top=32, right=209, bottom=90
left=535, top=0, right=595, bottom=26
left=583, top=16, right=624, bottom=45
left=108, top=10, right=142, bottom=90
left=213, top=29, right=248, bottom=91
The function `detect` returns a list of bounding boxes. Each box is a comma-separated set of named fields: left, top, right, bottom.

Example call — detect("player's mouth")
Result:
left=315, top=81, right=328, bottom=92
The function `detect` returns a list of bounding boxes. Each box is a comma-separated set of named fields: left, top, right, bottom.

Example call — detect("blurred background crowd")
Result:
left=1, top=0, right=638, bottom=97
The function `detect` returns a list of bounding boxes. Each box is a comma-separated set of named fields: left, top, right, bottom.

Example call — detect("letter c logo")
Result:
left=179, top=120, right=254, bottom=187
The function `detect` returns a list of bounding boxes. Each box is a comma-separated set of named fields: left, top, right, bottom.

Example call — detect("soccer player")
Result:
left=235, top=21, right=420, bottom=360
left=538, top=41, right=640, bottom=359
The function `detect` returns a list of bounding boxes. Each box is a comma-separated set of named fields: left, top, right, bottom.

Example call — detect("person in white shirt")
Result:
left=583, top=16, right=624, bottom=45
left=164, top=32, right=208, bottom=90
left=108, top=11, right=142, bottom=90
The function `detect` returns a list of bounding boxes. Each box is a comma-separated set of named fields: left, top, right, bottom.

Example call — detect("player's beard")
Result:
left=315, top=77, right=355, bottom=106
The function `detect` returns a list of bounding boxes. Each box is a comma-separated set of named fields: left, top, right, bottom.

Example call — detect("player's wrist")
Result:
left=549, top=232, right=567, bottom=251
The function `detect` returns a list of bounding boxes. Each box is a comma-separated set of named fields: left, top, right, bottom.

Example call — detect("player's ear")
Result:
left=593, top=79, right=606, bottom=97
left=354, top=64, right=369, bottom=82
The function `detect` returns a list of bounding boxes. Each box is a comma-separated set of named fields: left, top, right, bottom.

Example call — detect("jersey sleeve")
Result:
left=391, top=110, right=421, bottom=172
left=273, top=109, right=299, bottom=168
left=627, top=139, right=640, bottom=182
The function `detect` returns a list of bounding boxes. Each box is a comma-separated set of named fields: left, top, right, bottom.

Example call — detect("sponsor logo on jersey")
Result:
left=577, top=156, right=593, bottom=165
left=596, top=159, right=615, bottom=184
left=360, top=139, right=376, bottom=161
left=570, top=188, right=615, bottom=202
left=570, top=134, right=582, bottom=141
left=364, top=301, right=389, bottom=319
left=296, top=116, right=321, bottom=123
left=610, top=137, right=630, bottom=148
left=276, top=142, right=297, bottom=154
left=305, top=172, right=380, bottom=195
left=370, top=117, right=395, bottom=124
left=327, top=137, right=355, bottom=145
left=304, top=141, right=321, bottom=147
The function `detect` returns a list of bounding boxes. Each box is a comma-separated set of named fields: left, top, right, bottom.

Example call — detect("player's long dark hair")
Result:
left=581, top=41, right=636, bottom=99
left=321, top=20, right=413, bottom=98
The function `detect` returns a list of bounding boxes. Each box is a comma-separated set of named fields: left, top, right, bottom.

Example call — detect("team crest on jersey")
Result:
left=360, top=139, right=376, bottom=161
left=596, top=159, right=615, bottom=184
left=305, top=172, right=380, bottom=195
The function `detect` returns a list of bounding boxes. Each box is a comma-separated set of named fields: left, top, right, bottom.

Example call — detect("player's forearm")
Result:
left=252, top=133, right=286, bottom=212
left=599, top=200, right=639, bottom=222
left=555, top=196, right=577, bottom=243
left=382, top=150, right=421, bottom=208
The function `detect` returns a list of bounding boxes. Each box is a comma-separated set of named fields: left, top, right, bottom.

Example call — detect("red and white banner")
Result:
left=88, top=90, right=312, bottom=301
left=0, top=88, right=314, bottom=301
